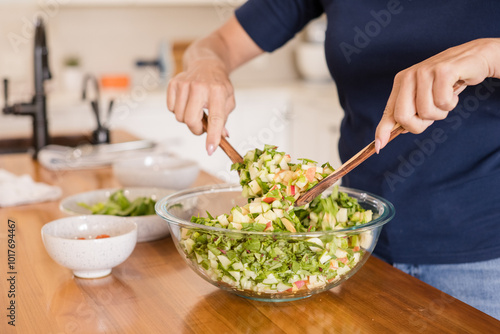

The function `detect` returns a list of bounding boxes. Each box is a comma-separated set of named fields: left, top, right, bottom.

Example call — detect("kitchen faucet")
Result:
left=81, top=74, right=112, bottom=145
left=2, top=18, right=51, bottom=159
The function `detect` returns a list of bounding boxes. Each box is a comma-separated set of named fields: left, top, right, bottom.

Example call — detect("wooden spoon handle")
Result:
left=295, top=124, right=404, bottom=206
left=201, top=112, right=243, bottom=165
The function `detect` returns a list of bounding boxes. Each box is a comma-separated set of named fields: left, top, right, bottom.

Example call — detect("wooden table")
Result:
left=1, top=152, right=499, bottom=334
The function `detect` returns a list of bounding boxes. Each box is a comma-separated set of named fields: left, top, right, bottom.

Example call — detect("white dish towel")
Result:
left=0, top=169, right=62, bottom=207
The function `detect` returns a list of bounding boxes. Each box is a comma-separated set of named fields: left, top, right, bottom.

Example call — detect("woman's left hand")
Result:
left=375, top=38, right=500, bottom=153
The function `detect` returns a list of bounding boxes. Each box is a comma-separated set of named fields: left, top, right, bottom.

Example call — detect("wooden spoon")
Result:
left=296, top=80, right=467, bottom=206
left=295, top=124, right=404, bottom=206
left=201, top=112, right=243, bottom=164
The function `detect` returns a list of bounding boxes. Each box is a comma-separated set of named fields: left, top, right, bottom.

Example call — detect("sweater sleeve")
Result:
left=235, top=0, right=324, bottom=52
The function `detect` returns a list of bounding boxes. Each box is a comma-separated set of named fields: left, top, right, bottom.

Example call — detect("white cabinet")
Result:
left=288, top=82, right=343, bottom=169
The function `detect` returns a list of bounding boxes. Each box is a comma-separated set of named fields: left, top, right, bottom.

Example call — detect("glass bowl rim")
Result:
left=155, top=183, right=395, bottom=236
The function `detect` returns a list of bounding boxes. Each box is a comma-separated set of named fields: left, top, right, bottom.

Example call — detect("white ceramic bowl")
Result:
left=112, top=154, right=199, bottom=190
left=60, top=187, right=173, bottom=242
left=41, top=215, right=137, bottom=278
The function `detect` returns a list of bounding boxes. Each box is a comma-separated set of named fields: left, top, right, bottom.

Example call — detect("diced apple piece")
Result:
left=181, top=228, right=189, bottom=239
left=294, top=280, right=306, bottom=290
left=364, top=210, right=373, bottom=223
left=216, top=214, right=229, bottom=226
left=279, top=157, right=290, bottom=170
left=262, top=197, right=276, bottom=204
left=353, top=252, right=361, bottom=263
left=229, top=271, right=241, bottom=281
left=306, top=237, right=324, bottom=252
left=305, top=167, right=316, bottom=182
left=195, top=252, right=203, bottom=264
left=231, top=209, right=245, bottom=223
left=283, top=170, right=294, bottom=183
left=319, top=251, right=332, bottom=264
left=263, top=210, right=277, bottom=221
left=264, top=221, right=274, bottom=231
left=273, top=208, right=284, bottom=218
left=241, top=278, right=252, bottom=290
left=183, top=238, right=195, bottom=254
left=230, top=222, right=243, bottom=230
left=272, top=200, right=283, bottom=209
left=263, top=273, right=279, bottom=285
left=232, top=262, right=244, bottom=270
left=351, top=211, right=362, bottom=222
left=360, top=233, right=374, bottom=249
left=295, top=176, right=308, bottom=189
left=217, top=255, right=232, bottom=269
left=261, top=153, right=272, bottom=161
left=329, top=260, right=339, bottom=269
left=248, top=202, right=263, bottom=213
left=337, top=265, right=350, bottom=276
left=244, top=149, right=256, bottom=161
left=277, top=282, right=293, bottom=292
left=255, top=214, right=268, bottom=225
left=221, top=275, right=237, bottom=286
left=281, top=218, right=296, bottom=232
left=261, top=202, right=271, bottom=212
left=248, top=180, right=261, bottom=195
left=335, top=248, right=348, bottom=258
left=336, top=208, right=348, bottom=223
left=244, top=269, right=257, bottom=280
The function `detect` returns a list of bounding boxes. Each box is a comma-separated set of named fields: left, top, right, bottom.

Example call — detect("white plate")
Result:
left=60, top=187, right=173, bottom=242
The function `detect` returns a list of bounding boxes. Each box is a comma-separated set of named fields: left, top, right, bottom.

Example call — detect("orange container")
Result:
left=100, top=75, right=130, bottom=89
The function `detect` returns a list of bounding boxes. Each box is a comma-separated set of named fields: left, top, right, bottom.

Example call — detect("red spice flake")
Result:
left=96, top=234, right=110, bottom=239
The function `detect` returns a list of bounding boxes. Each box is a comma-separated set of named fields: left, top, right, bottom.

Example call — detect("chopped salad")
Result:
left=180, top=145, right=374, bottom=296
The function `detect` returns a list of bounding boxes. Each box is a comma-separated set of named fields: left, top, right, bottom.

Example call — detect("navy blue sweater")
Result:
left=236, top=0, right=500, bottom=264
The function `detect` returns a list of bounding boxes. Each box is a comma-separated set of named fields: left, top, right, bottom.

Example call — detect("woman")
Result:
left=166, top=0, right=500, bottom=319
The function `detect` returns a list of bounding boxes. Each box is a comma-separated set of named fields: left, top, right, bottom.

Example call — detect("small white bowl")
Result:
left=112, top=154, right=199, bottom=190
left=41, top=215, right=137, bottom=278
left=60, top=187, right=173, bottom=242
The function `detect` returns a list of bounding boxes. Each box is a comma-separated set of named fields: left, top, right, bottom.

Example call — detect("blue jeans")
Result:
left=394, top=258, right=500, bottom=320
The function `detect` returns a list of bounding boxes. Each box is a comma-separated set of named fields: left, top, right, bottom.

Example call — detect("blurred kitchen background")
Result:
left=0, top=0, right=342, bottom=181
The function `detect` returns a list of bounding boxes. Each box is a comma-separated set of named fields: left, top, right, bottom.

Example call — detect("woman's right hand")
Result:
left=166, top=15, right=263, bottom=155
left=167, top=58, right=235, bottom=155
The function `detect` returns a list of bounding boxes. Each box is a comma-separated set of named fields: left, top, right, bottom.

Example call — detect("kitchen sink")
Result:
left=0, top=134, right=92, bottom=155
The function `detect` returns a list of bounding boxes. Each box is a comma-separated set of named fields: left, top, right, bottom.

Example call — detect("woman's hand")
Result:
left=166, top=15, right=263, bottom=155
left=375, top=38, right=500, bottom=153
left=167, top=58, right=235, bottom=155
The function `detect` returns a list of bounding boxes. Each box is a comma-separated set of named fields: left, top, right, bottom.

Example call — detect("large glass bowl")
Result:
left=156, top=184, right=394, bottom=302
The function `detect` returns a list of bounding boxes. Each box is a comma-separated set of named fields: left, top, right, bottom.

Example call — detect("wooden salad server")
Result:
left=201, top=112, right=243, bottom=165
